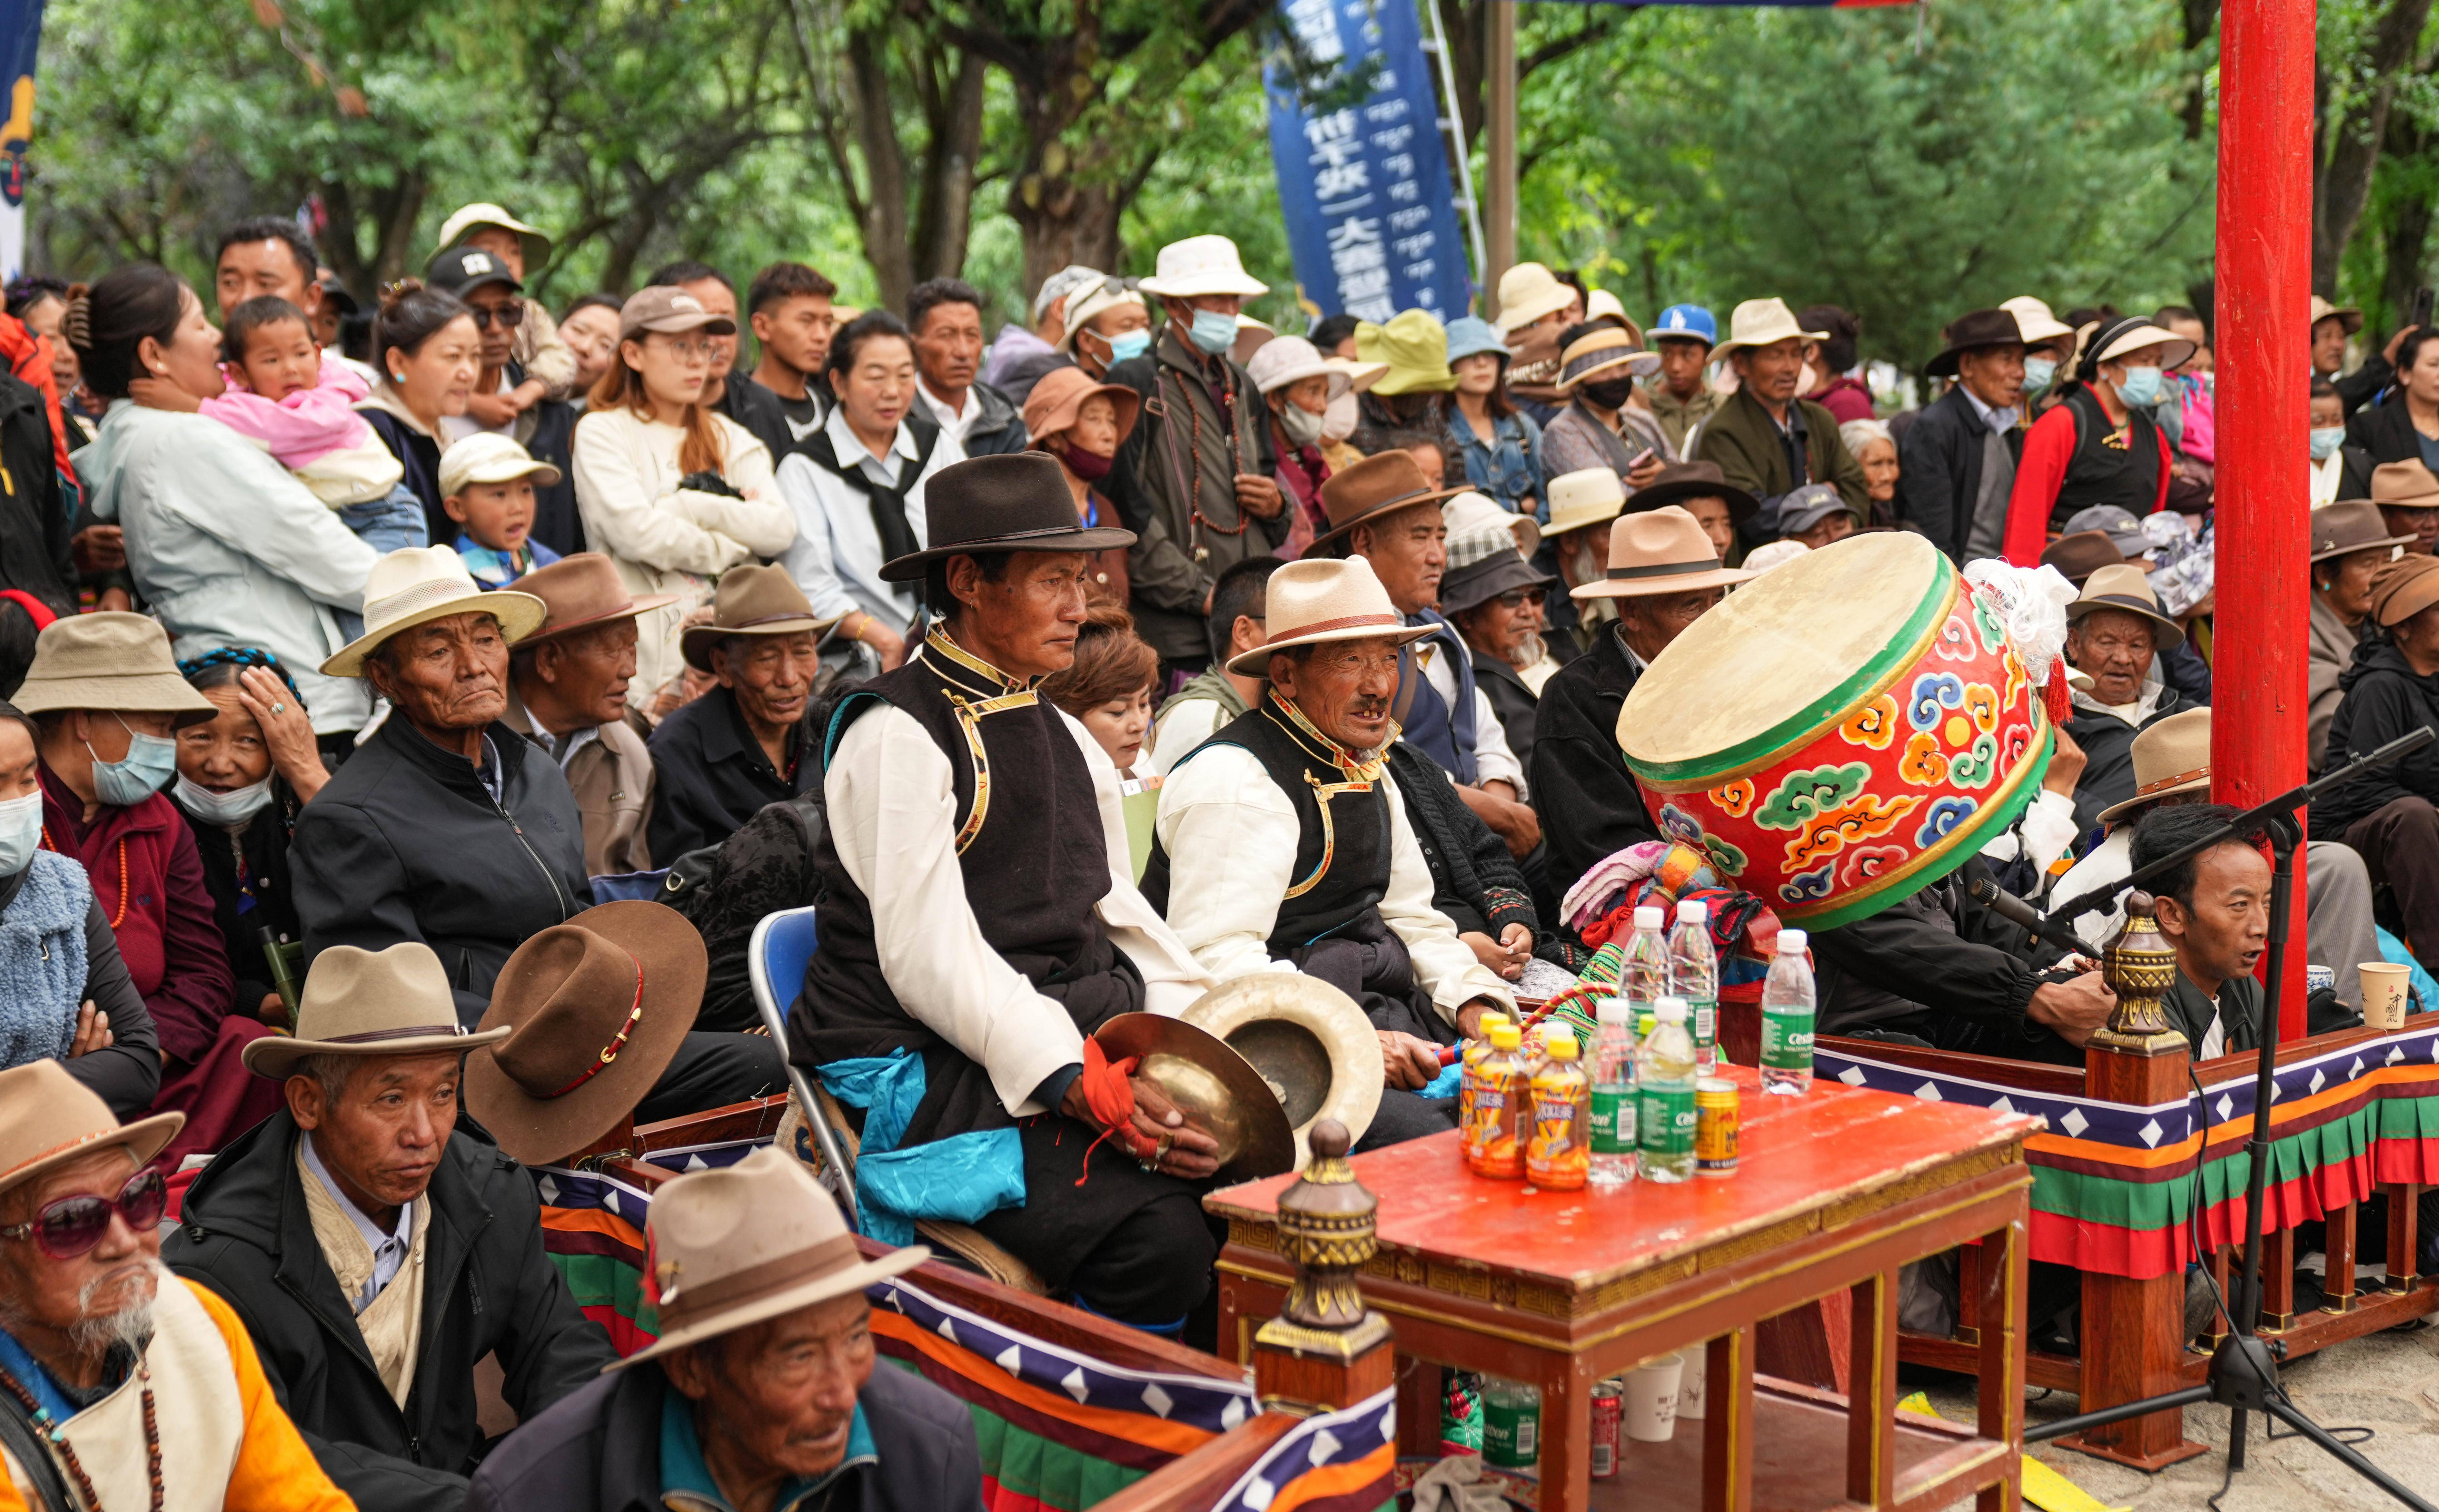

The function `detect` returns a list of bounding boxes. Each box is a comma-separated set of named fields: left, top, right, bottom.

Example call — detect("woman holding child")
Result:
left=68, top=263, right=381, bottom=751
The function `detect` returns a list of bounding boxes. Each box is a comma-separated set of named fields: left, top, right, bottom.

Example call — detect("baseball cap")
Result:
left=1764, top=482, right=1856, bottom=538
left=1651, top=304, right=1718, bottom=346
left=440, top=433, right=563, bottom=498
left=2062, top=504, right=2150, bottom=558
left=426, top=246, right=522, bottom=299
left=619, top=286, right=738, bottom=341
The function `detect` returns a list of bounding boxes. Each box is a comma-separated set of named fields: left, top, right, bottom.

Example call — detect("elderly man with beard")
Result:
left=1535, top=467, right=1626, bottom=661
left=0, top=1061, right=352, bottom=1511
left=1147, top=556, right=1518, bottom=1150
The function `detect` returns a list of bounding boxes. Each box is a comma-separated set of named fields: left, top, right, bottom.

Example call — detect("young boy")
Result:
left=439, top=433, right=564, bottom=587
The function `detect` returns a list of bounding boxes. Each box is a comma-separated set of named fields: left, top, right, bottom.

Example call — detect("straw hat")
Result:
left=2371, top=459, right=2439, bottom=511
left=878, top=452, right=1136, bottom=582
left=2097, top=707, right=2212, bottom=825
left=1245, top=336, right=1352, bottom=401
left=1544, top=467, right=1626, bottom=538
left=1571, top=505, right=1754, bottom=601
left=0, top=1061, right=183, bottom=1200
left=2369, top=554, right=2439, bottom=628
left=1713, top=298, right=1828, bottom=357
left=2001, top=297, right=2077, bottom=345
left=2080, top=316, right=2195, bottom=375
left=1137, top=235, right=1269, bottom=299
left=612, top=1146, right=929, bottom=1370
left=1354, top=310, right=1454, bottom=396
left=12, top=613, right=216, bottom=726
left=2310, top=295, right=2365, bottom=337
left=244, top=942, right=509, bottom=1081
left=1628, top=459, right=1759, bottom=532
left=1227, top=556, right=1433, bottom=676
left=322, top=546, right=548, bottom=678
left=1312, top=450, right=1464, bottom=550
left=1021, top=365, right=1142, bottom=446
left=513, top=553, right=680, bottom=644
left=465, top=902, right=707, bottom=1166
left=1493, top=263, right=1575, bottom=335
left=2039, top=530, right=2126, bottom=587
left=433, top=203, right=552, bottom=267
left=1556, top=325, right=1659, bottom=389
left=2066, top=562, right=2185, bottom=651
left=2310, top=500, right=2416, bottom=565
left=680, top=564, right=838, bottom=673
left=1443, top=489, right=1541, bottom=558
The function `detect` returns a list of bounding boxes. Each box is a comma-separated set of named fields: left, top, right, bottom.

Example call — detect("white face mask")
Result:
left=1322, top=391, right=1358, bottom=445
left=173, top=773, right=274, bottom=826
left=0, top=790, right=39, bottom=876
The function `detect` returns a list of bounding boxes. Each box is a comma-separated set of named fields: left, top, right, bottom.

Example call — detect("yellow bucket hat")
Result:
left=1354, top=309, right=1456, bottom=397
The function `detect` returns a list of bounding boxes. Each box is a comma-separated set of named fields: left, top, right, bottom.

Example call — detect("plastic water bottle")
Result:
left=1670, top=899, right=1720, bottom=1075
left=1623, top=904, right=1669, bottom=1039
left=1760, top=930, right=1817, bottom=1096
left=1588, top=997, right=1638, bottom=1188
left=1638, top=997, right=1698, bottom=1183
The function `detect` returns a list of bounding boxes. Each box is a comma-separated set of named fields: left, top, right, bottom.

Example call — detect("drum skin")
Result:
left=1617, top=534, right=2053, bottom=931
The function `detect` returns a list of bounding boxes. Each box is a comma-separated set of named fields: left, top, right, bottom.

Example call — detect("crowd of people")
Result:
left=0, top=200, right=2427, bottom=1512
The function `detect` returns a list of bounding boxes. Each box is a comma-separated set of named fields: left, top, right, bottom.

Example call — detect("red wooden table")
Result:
left=1206, top=1066, right=2040, bottom=1512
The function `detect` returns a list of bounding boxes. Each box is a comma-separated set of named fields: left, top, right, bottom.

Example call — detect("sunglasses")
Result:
left=1491, top=588, right=1543, bottom=609
left=1, top=1168, right=167, bottom=1259
left=468, top=303, right=526, bottom=331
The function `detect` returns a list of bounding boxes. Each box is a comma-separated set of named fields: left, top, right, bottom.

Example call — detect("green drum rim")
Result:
left=1625, top=553, right=1961, bottom=790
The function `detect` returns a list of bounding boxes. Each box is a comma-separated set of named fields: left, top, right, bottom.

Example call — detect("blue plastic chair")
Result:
left=748, top=905, right=860, bottom=1228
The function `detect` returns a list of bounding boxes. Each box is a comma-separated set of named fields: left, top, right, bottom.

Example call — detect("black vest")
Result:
left=2048, top=386, right=2162, bottom=530
left=1141, top=693, right=1393, bottom=956
left=792, top=633, right=1139, bottom=1146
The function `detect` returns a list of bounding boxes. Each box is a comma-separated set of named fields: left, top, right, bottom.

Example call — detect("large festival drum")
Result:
left=1617, top=531, right=2052, bottom=930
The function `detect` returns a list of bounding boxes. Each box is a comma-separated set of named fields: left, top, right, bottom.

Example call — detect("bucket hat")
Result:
left=879, top=452, right=1136, bottom=581
left=244, top=942, right=509, bottom=1080
left=1054, top=279, right=1145, bottom=353
left=2311, top=499, right=2417, bottom=564
left=2371, top=459, right=2439, bottom=511
left=1226, top=556, right=1433, bottom=676
left=618, top=287, right=736, bottom=343
left=610, top=1146, right=929, bottom=1370
left=1021, top=365, right=1143, bottom=447
left=1245, top=336, right=1352, bottom=401
left=438, top=432, right=561, bottom=498
left=1354, top=310, right=1454, bottom=396
left=1650, top=304, right=1717, bottom=347
left=1137, top=235, right=1269, bottom=299
left=433, top=203, right=552, bottom=268
left=13, top=613, right=217, bottom=726
left=2097, top=707, right=2213, bottom=825
left=1627, top=460, right=1759, bottom=532
left=2370, top=554, right=2439, bottom=628
left=1713, top=298, right=1828, bottom=357
left=1311, top=450, right=1464, bottom=550
left=513, top=553, right=680, bottom=644
left=1926, top=309, right=2029, bottom=378
left=1493, top=263, right=1575, bottom=335
left=1571, top=505, right=1755, bottom=601
left=2039, top=531, right=2125, bottom=586
left=322, top=546, right=548, bottom=678
left=680, top=564, right=838, bottom=673
left=1440, top=531, right=1555, bottom=617
left=2001, top=297, right=2077, bottom=346
left=1444, top=489, right=1540, bottom=558
left=1544, top=467, right=1626, bottom=538
left=465, top=901, right=707, bottom=1166
left=0, top=1061, right=183, bottom=1201
left=2066, top=562, right=2186, bottom=651
left=1443, top=316, right=1509, bottom=366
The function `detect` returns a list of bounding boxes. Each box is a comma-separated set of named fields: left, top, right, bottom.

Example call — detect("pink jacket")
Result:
left=199, top=359, right=374, bottom=470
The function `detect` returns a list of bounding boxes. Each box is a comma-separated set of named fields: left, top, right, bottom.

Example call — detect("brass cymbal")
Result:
left=1093, top=1012, right=1298, bottom=1183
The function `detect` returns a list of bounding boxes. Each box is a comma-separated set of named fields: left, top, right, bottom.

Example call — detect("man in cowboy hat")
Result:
left=2310, top=293, right=2417, bottom=418
left=2311, top=500, right=2417, bottom=773
left=1539, top=323, right=1668, bottom=493
left=463, top=1149, right=978, bottom=1512
left=504, top=553, right=679, bottom=876
left=1109, top=235, right=1290, bottom=672
left=2060, top=563, right=2194, bottom=832
left=1643, top=304, right=1720, bottom=456
left=1313, top=452, right=1537, bottom=860
left=1537, top=466, right=1627, bottom=660
left=792, top=452, right=1223, bottom=1328
left=2038, top=529, right=2126, bottom=588
left=1529, top=506, right=1751, bottom=895
left=1695, top=298, right=1869, bottom=528
left=292, top=545, right=585, bottom=1025
left=165, top=941, right=619, bottom=1512
left=1895, top=308, right=2029, bottom=563
left=1146, top=556, right=1518, bottom=1147
left=0, top=1062, right=354, bottom=1512
left=2367, top=457, right=2439, bottom=556
left=646, top=564, right=834, bottom=859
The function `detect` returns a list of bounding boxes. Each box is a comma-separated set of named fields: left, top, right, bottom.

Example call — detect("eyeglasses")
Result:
left=1, top=1168, right=167, bottom=1259
left=467, top=303, right=526, bottom=332
left=657, top=338, right=716, bottom=363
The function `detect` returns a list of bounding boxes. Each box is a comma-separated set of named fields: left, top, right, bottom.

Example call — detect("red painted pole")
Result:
left=2210, top=0, right=2313, bottom=1040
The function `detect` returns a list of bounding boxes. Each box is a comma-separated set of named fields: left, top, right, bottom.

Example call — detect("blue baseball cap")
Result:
left=1652, top=304, right=1717, bottom=346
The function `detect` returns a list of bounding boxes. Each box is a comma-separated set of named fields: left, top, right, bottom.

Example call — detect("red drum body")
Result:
left=1616, top=533, right=2052, bottom=931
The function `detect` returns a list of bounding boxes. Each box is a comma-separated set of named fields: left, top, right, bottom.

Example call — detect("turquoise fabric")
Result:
left=2376, top=926, right=2439, bottom=1010
left=818, top=1051, right=1027, bottom=1247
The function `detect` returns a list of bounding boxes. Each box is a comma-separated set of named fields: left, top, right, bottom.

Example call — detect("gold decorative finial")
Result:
left=1254, top=1118, right=1393, bottom=1362
left=2089, top=891, right=2191, bottom=1056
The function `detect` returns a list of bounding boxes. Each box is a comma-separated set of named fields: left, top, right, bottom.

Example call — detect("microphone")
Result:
left=1967, top=876, right=2093, bottom=957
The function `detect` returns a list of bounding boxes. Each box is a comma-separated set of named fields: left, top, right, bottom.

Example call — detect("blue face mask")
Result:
left=2113, top=365, right=2164, bottom=408
left=88, top=717, right=179, bottom=807
left=2310, top=425, right=2346, bottom=461
left=2022, top=357, right=2057, bottom=393
left=1105, top=328, right=1152, bottom=365
left=1188, top=309, right=1239, bottom=357
left=0, top=791, right=39, bottom=876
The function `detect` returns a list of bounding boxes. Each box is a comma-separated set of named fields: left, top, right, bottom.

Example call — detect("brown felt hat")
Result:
left=464, top=901, right=706, bottom=1166
left=2370, top=554, right=2439, bottom=628
left=679, top=564, right=837, bottom=673
left=1570, top=505, right=1754, bottom=601
left=1311, top=450, right=1464, bottom=550
left=515, top=553, right=679, bottom=643
left=1627, top=459, right=1760, bottom=531
left=2371, top=459, right=2439, bottom=511
left=0, top=1061, right=182, bottom=1201
left=2097, top=706, right=2212, bottom=825
left=2310, top=500, right=2417, bottom=565
left=878, top=452, right=1136, bottom=581
left=2040, top=530, right=2126, bottom=586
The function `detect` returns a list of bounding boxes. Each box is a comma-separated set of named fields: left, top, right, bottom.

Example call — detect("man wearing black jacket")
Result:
left=1894, top=309, right=2027, bottom=563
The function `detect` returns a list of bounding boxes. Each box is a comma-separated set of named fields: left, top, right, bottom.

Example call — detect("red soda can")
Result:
left=1590, top=1379, right=1623, bottom=1478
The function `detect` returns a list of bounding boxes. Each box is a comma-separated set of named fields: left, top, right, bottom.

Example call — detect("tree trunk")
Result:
left=848, top=27, right=917, bottom=314
left=911, top=51, right=988, bottom=284
left=1012, top=177, right=1126, bottom=298
left=2312, top=0, right=2434, bottom=296
left=2179, top=0, right=2220, bottom=140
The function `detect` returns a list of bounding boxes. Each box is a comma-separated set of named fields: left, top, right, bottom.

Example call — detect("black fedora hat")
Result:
left=878, top=452, right=1138, bottom=582
left=1926, top=308, right=2028, bottom=378
left=1627, top=459, right=1760, bottom=531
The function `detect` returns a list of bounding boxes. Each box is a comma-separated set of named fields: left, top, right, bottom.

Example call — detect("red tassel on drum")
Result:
left=2041, top=663, right=2074, bottom=728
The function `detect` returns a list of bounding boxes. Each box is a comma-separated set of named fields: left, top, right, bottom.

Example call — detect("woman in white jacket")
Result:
left=70, top=265, right=378, bottom=745
left=572, top=285, right=795, bottom=702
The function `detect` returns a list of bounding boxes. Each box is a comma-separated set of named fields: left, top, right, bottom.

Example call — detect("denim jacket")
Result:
left=1451, top=409, right=1547, bottom=521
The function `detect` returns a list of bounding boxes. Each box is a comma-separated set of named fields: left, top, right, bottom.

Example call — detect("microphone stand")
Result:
left=2017, top=727, right=2436, bottom=1510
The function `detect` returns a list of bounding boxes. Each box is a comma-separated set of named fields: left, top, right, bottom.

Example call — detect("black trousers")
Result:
left=634, top=1032, right=787, bottom=1124
left=973, top=1114, right=1218, bottom=1326
left=2345, top=795, right=2439, bottom=970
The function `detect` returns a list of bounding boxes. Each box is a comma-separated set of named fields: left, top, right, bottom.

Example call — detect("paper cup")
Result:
left=2361, top=962, right=2410, bottom=1030
left=1623, top=1354, right=1686, bottom=1442
left=1677, top=1344, right=1708, bottom=1420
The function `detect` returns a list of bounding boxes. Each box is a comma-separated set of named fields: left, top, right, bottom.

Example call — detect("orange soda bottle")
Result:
left=1457, top=1010, right=1510, bottom=1140
left=1466, top=1022, right=1527, bottom=1179
left=1526, top=1029, right=1590, bottom=1190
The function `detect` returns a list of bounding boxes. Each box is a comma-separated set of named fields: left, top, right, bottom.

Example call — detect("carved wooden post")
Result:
left=2067, top=893, right=2205, bottom=1469
left=1250, top=1119, right=1397, bottom=1415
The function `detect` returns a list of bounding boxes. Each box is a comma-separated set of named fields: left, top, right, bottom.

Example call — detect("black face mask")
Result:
left=1577, top=378, right=1636, bottom=411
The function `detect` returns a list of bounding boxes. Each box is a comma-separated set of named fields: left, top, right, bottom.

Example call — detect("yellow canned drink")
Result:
left=1695, top=1078, right=1739, bottom=1176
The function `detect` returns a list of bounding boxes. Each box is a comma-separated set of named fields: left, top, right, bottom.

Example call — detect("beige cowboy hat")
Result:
left=679, top=564, right=838, bottom=673
left=1137, top=235, right=1269, bottom=300
left=1493, top=262, right=1575, bottom=335
left=1571, top=505, right=1755, bottom=601
left=1311, top=450, right=1464, bottom=550
left=434, top=203, right=552, bottom=267
left=1228, top=556, right=1433, bottom=676
left=1544, top=467, right=1627, bottom=539
left=2098, top=707, right=2213, bottom=825
left=513, top=553, right=681, bottom=644
left=2310, top=295, right=2365, bottom=338
left=1712, top=298, right=1828, bottom=357
left=0, top=1061, right=183, bottom=1200
left=612, top=1145, right=928, bottom=1370
left=2066, top=562, right=2186, bottom=652
left=2310, top=500, right=2416, bottom=565
left=11, top=613, right=216, bottom=726
left=2001, top=296, right=2077, bottom=346
left=2371, top=458, right=2439, bottom=511
left=466, top=902, right=707, bottom=1167
left=322, top=546, right=548, bottom=678
left=244, top=942, right=509, bottom=1080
